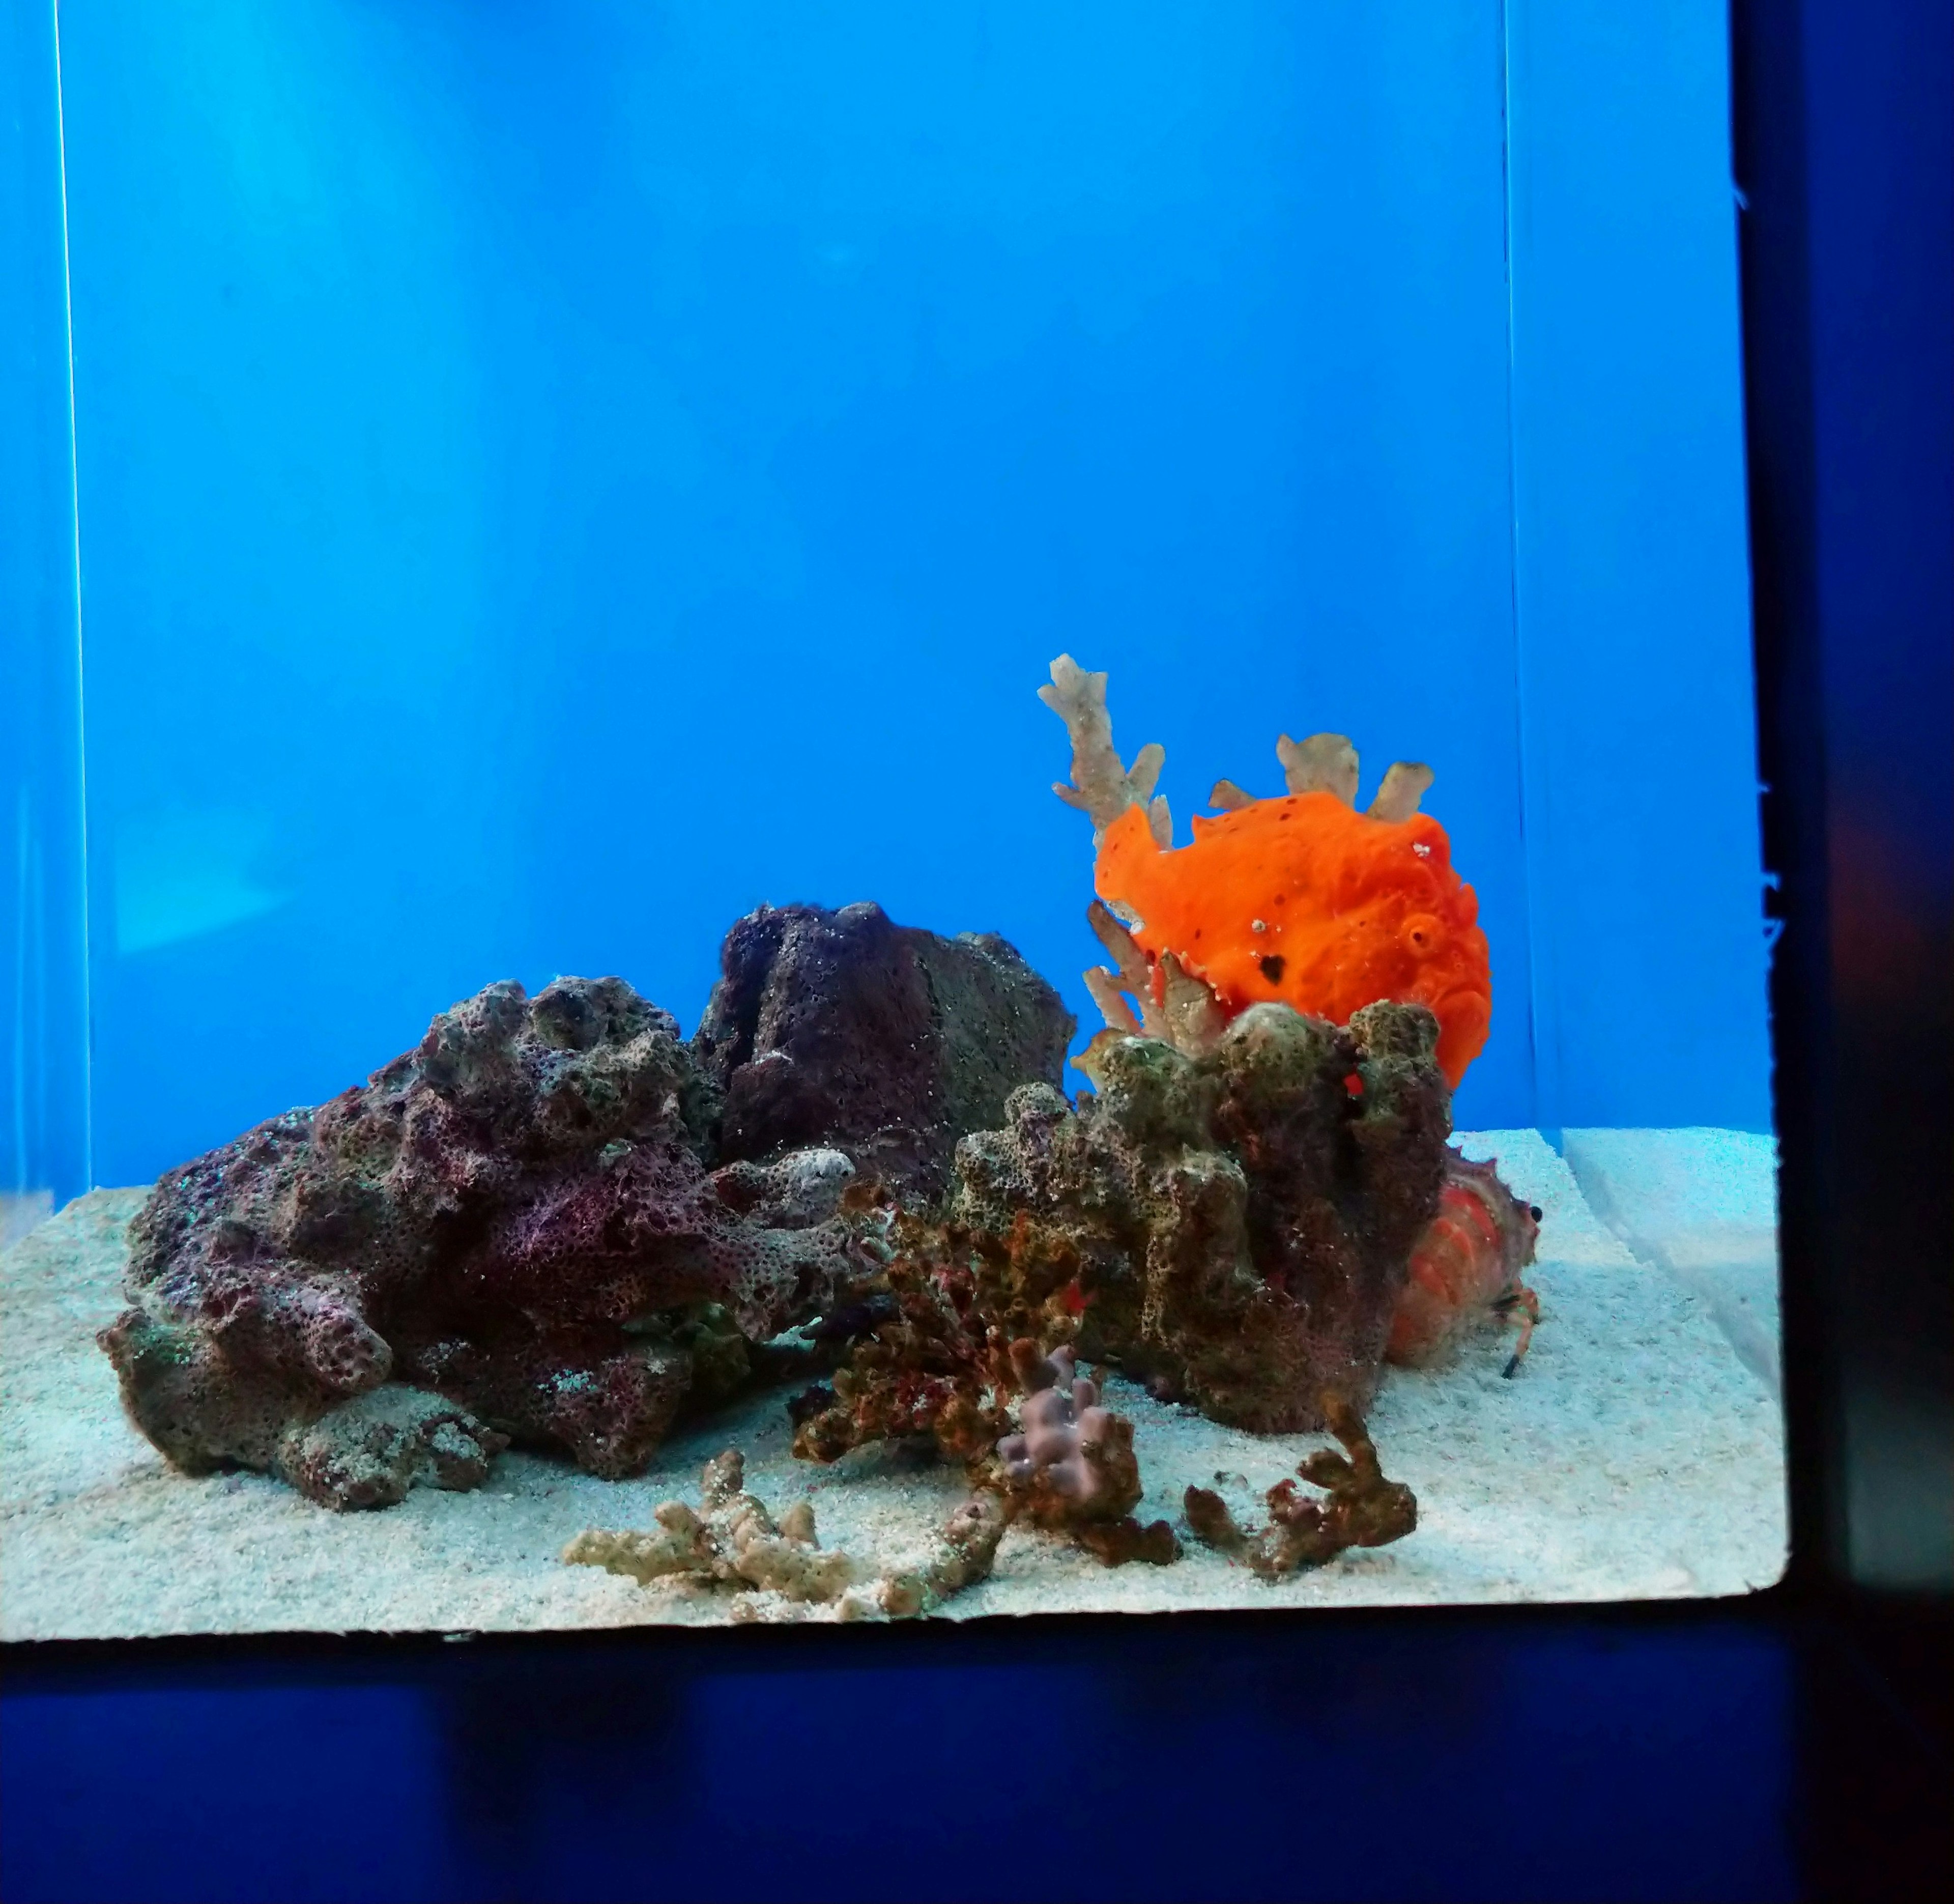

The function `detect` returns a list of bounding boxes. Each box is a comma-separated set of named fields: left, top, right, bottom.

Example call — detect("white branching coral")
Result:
left=1078, top=901, right=1225, bottom=1078
left=1043, top=655, right=1434, bottom=838
left=1366, top=760, right=1436, bottom=823
left=1275, top=730, right=1359, bottom=804
left=562, top=1447, right=1008, bottom=1622
left=1273, top=728, right=1432, bottom=818
left=1039, top=655, right=1172, bottom=845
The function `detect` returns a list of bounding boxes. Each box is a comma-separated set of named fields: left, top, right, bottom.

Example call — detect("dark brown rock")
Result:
left=691, top=902, right=1075, bottom=1203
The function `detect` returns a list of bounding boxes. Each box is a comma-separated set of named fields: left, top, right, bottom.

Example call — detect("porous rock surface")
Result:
left=100, top=977, right=873, bottom=1509
left=692, top=902, right=1075, bottom=1202
left=968, top=1001, right=1450, bottom=1429
left=816, top=999, right=1449, bottom=1440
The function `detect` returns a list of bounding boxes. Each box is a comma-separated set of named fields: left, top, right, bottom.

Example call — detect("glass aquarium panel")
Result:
left=1, top=0, right=1783, bottom=1637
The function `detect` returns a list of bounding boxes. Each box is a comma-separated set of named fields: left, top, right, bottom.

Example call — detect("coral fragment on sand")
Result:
left=1182, top=1396, right=1417, bottom=1577
left=562, top=1448, right=1007, bottom=1620
left=1043, top=656, right=1493, bottom=1087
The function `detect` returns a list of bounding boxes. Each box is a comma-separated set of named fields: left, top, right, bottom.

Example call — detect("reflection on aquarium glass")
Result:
left=3, top=1, right=1784, bottom=1636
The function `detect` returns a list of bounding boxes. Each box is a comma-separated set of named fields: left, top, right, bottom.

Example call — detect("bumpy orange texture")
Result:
left=1096, top=791, right=1492, bottom=1087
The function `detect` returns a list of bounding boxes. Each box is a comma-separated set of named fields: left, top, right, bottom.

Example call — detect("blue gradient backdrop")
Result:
left=22, top=1, right=1769, bottom=1189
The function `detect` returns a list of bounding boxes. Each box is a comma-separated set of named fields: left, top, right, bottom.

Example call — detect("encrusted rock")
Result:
left=101, top=977, right=877, bottom=1508
left=692, top=902, right=1076, bottom=1202
left=273, top=1386, right=508, bottom=1511
left=805, top=998, right=1448, bottom=1441
left=948, top=1000, right=1449, bottom=1430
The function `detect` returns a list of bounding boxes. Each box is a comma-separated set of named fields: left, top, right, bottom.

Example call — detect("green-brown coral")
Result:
left=941, top=999, right=1449, bottom=1432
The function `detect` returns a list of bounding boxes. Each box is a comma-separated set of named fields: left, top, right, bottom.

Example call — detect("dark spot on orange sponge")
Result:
left=1259, top=954, right=1286, bottom=983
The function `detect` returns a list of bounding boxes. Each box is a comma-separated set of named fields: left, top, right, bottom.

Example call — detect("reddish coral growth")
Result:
left=1095, top=793, right=1492, bottom=1089
left=1183, top=1393, right=1417, bottom=1576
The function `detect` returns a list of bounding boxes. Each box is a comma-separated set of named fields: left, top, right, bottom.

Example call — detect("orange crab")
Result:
left=1388, top=1151, right=1543, bottom=1377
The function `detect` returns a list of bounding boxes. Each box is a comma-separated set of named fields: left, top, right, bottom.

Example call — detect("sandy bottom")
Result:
left=0, top=1131, right=1786, bottom=1638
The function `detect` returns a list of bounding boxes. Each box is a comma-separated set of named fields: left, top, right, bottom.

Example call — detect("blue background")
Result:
left=6, top=0, right=1772, bottom=1198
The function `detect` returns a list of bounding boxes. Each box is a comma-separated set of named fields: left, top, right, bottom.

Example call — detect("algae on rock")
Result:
left=796, top=997, right=1445, bottom=1466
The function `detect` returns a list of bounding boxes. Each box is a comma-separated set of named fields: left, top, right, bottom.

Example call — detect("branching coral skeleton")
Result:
left=1182, top=1394, right=1418, bottom=1578
left=1080, top=901, right=1226, bottom=1076
left=1041, top=650, right=1434, bottom=849
left=562, top=1447, right=1008, bottom=1621
left=1038, top=655, right=1169, bottom=842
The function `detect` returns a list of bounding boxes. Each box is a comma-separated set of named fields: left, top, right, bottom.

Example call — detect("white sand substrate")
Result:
left=0, top=1131, right=1787, bottom=1638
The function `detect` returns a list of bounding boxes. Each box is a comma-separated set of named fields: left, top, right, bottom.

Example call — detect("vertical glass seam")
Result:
left=1495, top=0, right=1560, bottom=1146
left=49, top=0, right=92, bottom=1191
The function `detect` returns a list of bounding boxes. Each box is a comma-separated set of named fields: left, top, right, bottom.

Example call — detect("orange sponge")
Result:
left=1041, top=656, right=1491, bottom=1089
left=1096, top=793, right=1490, bottom=1088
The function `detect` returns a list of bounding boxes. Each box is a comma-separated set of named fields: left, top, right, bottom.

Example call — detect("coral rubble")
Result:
left=692, top=901, right=1076, bottom=1201
left=1043, top=655, right=1493, bottom=1088
left=1182, top=1395, right=1417, bottom=1576
left=101, top=977, right=879, bottom=1507
left=563, top=1448, right=1008, bottom=1620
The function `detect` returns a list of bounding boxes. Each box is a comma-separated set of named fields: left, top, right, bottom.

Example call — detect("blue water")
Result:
left=6, top=2, right=1770, bottom=1200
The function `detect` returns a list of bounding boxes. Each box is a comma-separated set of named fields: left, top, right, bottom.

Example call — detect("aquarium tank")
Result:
left=2, top=1, right=1784, bottom=1636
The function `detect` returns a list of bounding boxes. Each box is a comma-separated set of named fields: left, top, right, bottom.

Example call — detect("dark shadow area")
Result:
left=0, top=1607, right=1814, bottom=1904
left=1737, top=0, right=1953, bottom=1595
left=8, top=1605, right=1948, bottom=1899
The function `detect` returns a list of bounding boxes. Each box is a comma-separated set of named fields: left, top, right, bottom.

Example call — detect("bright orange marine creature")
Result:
left=1040, top=656, right=1492, bottom=1088
left=1388, top=1151, right=1543, bottom=1377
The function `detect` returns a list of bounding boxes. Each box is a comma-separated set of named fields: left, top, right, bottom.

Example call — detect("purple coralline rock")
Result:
left=100, top=977, right=873, bottom=1509
left=691, top=902, right=1076, bottom=1202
